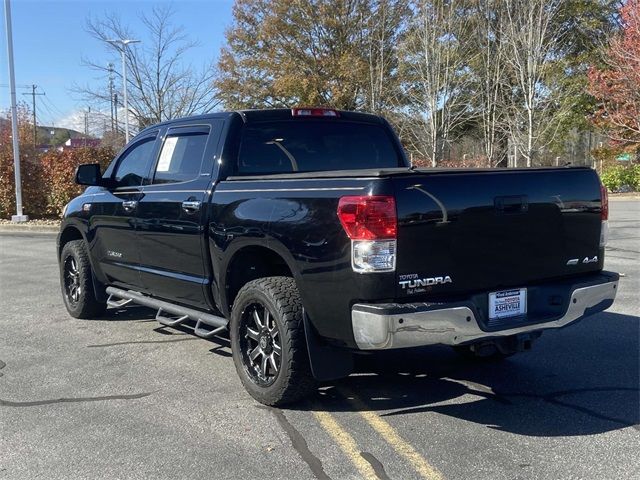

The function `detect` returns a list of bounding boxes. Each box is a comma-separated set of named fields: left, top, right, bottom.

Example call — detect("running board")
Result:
left=194, top=320, right=227, bottom=339
left=105, top=287, right=228, bottom=337
left=156, top=308, right=189, bottom=327
left=106, top=294, right=133, bottom=309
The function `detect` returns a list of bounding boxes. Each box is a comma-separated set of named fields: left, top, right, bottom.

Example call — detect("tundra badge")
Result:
left=399, top=274, right=453, bottom=289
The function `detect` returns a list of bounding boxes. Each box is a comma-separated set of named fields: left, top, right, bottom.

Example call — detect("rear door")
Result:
left=90, top=132, right=159, bottom=288
left=392, top=168, right=603, bottom=298
left=135, top=122, right=223, bottom=308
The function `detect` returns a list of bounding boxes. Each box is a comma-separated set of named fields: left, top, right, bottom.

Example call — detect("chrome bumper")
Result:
left=351, top=279, right=618, bottom=350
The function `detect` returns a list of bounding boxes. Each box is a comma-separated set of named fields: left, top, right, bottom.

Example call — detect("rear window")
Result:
left=237, top=121, right=401, bottom=175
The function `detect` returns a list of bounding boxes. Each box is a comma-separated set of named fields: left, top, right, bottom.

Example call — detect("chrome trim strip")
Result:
left=351, top=281, right=618, bottom=350
left=141, top=190, right=207, bottom=194
left=226, top=177, right=379, bottom=183
left=217, top=187, right=366, bottom=193
left=95, top=189, right=209, bottom=195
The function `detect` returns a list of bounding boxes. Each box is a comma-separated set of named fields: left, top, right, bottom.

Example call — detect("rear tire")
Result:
left=230, top=276, right=316, bottom=406
left=60, top=240, right=106, bottom=319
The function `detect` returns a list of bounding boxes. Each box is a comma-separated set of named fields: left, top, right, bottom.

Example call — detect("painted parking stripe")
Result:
left=312, top=409, right=379, bottom=480
left=340, top=388, right=444, bottom=480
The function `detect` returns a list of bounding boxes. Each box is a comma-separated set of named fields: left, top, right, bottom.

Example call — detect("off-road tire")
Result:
left=60, top=240, right=106, bottom=319
left=230, top=276, right=316, bottom=406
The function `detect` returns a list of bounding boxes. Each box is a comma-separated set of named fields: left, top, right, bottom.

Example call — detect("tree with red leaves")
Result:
left=588, top=0, right=640, bottom=145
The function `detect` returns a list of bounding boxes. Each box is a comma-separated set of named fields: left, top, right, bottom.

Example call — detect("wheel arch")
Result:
left=222, top=242, right=300, bottom=316
left=58, top=224, right=85, bottom=259
left=58, top=222, right=108, bottom=302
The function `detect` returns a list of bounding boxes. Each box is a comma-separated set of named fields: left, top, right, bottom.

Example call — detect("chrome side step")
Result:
left=106, top=294, right=133, bottom=309
left=105, top=287, right=228, bottom=339
left=156, top=308, right=189, bottom=327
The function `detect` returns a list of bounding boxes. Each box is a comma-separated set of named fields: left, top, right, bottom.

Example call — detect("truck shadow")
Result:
left=306, top=311, right=639, bottom=437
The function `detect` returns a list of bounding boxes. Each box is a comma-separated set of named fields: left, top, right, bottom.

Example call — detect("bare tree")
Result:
left=361, top=1, right=410, bottom=114
left=472, top=0, right=508, bottom=166
left=399, top=0, right=476, bottom=167
left=500, top=0, right=571, bottom=166
left=75, top=6, right=219, bottom=134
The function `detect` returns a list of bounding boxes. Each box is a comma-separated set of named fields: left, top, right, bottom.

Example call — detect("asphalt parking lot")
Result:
left=1, top=200, right=638, bottom=480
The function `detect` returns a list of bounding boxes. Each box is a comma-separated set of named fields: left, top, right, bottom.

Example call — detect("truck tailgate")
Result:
left=392, top=167, right=604, bottom=298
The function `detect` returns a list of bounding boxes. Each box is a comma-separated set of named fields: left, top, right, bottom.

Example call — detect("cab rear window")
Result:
left=237, top=121, right=401, bottom=175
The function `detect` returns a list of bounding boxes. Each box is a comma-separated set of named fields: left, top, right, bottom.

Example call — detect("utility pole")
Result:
left=107, top=38, right=140, bottom=143
left=4, top=0, right=27, bottom=222
left=84, top=107, right=90, bottom=147
left=113, top=92, right=119, bottom=133
left=108, top=63, right=115, bottom=131
left=22, top=84, right=45, bottom=147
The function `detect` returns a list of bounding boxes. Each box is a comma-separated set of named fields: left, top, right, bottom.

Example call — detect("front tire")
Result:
left=230, top=277, right=316, bottom=406
left=60, top=240, right=106, bottom=319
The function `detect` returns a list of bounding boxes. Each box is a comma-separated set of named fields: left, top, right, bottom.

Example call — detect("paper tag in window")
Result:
left=157, top=137, right=178, bottom=172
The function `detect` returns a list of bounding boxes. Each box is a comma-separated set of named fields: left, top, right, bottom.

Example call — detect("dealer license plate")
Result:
left=488, top=288, right=527, bottom=320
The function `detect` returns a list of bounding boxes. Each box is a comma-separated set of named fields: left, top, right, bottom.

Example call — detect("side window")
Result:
left=152, top=129, right=210, bottom=184
left=113, top=137, right=157, bottom=188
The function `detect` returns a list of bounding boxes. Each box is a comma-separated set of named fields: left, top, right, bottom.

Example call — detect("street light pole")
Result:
left=107, top=38, right=140, bottom=144
left=3, top=0, right=27, bottom=222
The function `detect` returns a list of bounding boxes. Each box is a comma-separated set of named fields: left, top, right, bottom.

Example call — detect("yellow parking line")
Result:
left=340, top=388, right=444, bottom=480
left=312, top=409, right=379, bottom=480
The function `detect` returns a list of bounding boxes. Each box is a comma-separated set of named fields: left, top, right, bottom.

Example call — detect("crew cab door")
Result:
left=135, top=122, right=222, bottom=308
left=90, top=132, right=159, bottom=289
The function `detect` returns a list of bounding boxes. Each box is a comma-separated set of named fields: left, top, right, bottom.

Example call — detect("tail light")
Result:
left=600, top=183, right=609, bottom=220
left=337, top=196, right=397, bottom=273
left=600, top=183, right=609, bottom=247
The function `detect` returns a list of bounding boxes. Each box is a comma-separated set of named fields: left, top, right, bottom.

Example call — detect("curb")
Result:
left=0, top=225, right=59, bottom=234
left=609, top=196, right=640, bottom=201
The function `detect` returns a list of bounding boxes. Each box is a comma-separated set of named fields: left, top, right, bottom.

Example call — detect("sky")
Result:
left=0, top=0, right=234, bottom=131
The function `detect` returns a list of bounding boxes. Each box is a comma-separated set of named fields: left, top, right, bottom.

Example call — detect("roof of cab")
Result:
left=136, top=108, right=385, bottom=137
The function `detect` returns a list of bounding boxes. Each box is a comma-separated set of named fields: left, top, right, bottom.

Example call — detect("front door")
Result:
left=135, top=122, right=222, bottom=308
left=89, top=133, right=159, bottom=289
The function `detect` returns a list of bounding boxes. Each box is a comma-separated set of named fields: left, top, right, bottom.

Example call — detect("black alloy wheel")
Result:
left=239, top=302, right=282, bottom=386
left=63, top=255, right=82, bottom=307
left=59, top=240, right=106, bottom=319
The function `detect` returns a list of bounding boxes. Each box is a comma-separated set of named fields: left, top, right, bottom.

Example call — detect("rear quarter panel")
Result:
left=208, top=177, right=394, bottom=346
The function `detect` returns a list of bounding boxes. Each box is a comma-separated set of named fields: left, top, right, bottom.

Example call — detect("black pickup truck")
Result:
left=58, top=108, right=618, bottom=405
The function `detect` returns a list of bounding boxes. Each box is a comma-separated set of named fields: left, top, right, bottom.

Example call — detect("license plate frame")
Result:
left=488, top=288, right=527, bottom=320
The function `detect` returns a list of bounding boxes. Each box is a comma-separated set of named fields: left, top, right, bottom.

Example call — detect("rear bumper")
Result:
left=351, top=272, right=619, bottom=350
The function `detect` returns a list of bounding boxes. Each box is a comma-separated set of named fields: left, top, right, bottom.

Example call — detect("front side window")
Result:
left=152, top=131, right=209, bottom=184
left=237, top=121, right=401, bottom=175
left=113, top=137, right=157, bottom=188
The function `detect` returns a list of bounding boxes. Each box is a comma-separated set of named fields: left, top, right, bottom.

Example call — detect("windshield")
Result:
left=237, top=120, right=402, bottom=175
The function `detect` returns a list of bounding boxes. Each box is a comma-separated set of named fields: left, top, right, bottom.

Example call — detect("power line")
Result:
left=41, top=93, right=65, bottom=118
left=21, top=84, right=45, bottom=147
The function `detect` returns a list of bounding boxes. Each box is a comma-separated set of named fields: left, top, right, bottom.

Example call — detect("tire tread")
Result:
left=232, top=276, right=316, bottom=405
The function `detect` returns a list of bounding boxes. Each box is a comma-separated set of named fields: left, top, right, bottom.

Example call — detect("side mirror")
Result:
left=75, top=163, right=103, bottom=186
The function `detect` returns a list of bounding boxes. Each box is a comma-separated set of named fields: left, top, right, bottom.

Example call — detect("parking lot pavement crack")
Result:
left=266, top=407, right=331, bottom=480
left=360, top=452, right=392, bottom=480
left=0, top=359, right=5, bottom=377
left=0, top=391, right=154, bottom=407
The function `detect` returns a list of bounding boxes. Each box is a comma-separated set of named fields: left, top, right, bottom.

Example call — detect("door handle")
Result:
left=181, top=200, right=201, bottom=213
left=122, top=200, right=138, bottom=211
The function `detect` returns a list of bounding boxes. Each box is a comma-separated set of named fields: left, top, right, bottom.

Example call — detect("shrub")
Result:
left=0, top=108, right=45, bottom=218
left=39, top=147, right=114, bottom=217
left=1, top=128, right=115, bottom=218
left=601, top=163, right=640, bottom=192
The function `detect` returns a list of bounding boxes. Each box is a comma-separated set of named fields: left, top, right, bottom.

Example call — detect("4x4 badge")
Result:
left=566, top=256, right=598, bottom=265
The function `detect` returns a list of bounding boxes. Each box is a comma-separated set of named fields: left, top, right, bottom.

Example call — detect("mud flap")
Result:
left=303, top=312, right=354, bottom=381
